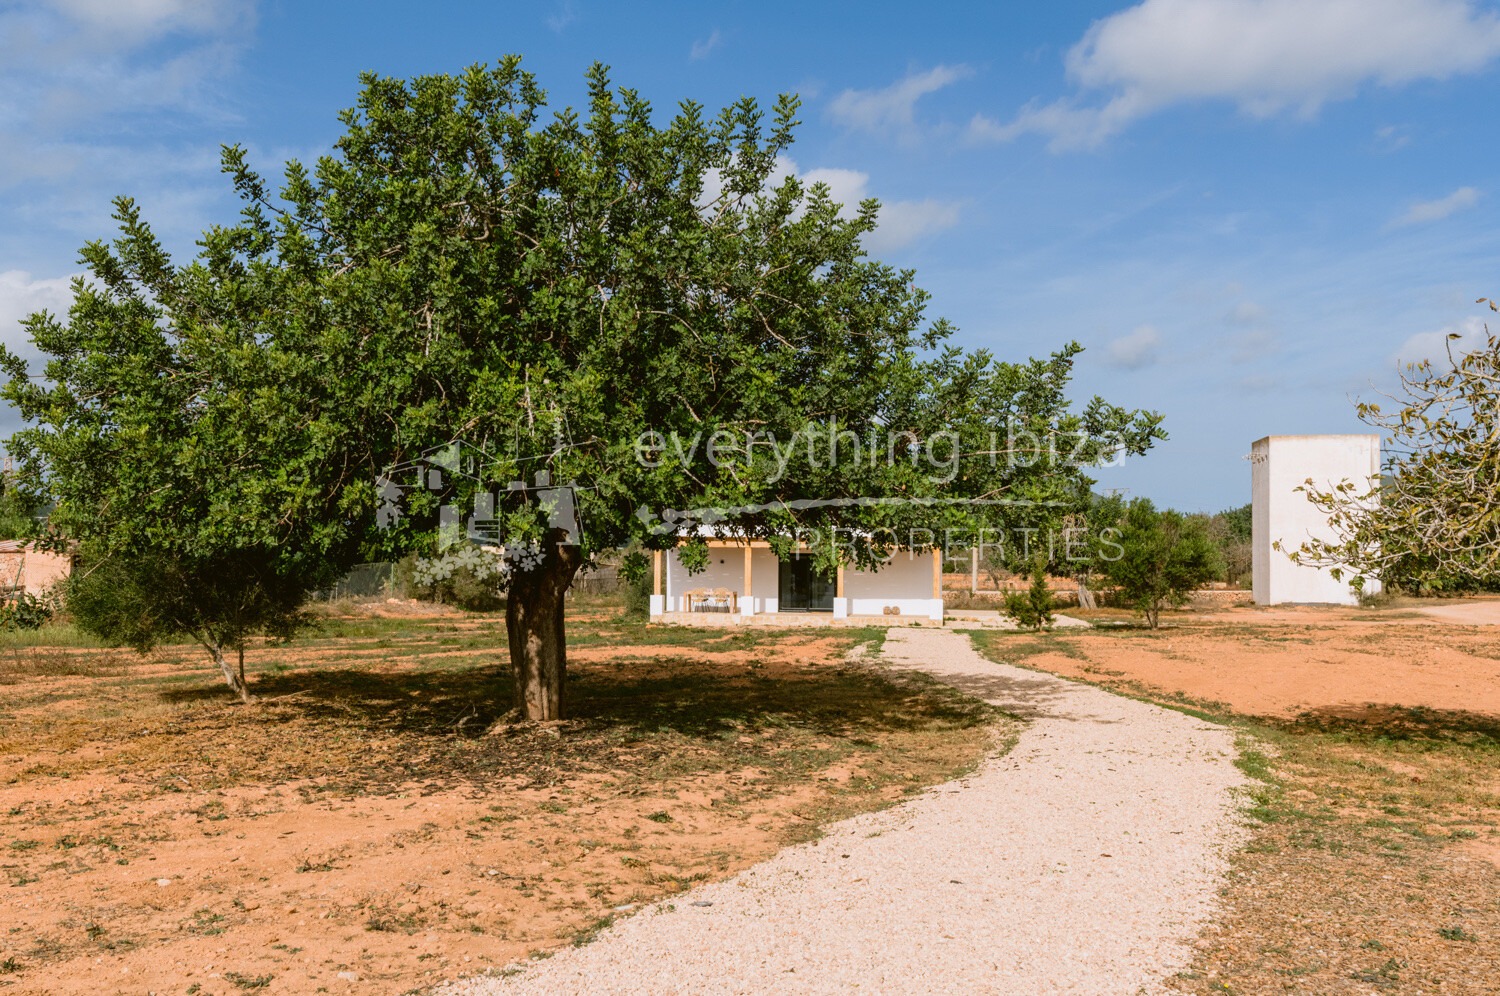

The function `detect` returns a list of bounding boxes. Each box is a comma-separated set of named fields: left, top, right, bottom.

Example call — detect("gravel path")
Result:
left=443, top=628, right=1248, bottom=996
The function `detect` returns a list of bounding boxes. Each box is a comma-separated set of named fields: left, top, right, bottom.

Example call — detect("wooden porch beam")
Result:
left=743, top=544, right=754, bottom=614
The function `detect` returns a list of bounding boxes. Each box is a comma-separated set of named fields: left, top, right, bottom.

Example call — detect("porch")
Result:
left=647, top=539, right=945, bottom=625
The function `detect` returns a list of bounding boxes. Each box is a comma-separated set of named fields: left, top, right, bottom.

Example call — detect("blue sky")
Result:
left=3, top=0, right=1499, bottom=511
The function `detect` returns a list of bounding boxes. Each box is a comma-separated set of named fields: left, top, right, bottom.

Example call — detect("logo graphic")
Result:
left=376, top=441, right=581, bottom=569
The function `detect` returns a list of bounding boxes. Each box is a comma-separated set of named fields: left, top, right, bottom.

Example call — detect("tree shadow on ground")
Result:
left=1285, top=704, right=1500, bottom=750
left=151, top=654, right=998, bottom=791
left=887, top=665, right=1114, bottom=723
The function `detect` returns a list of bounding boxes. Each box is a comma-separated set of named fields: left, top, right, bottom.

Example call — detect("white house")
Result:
left=1251, top=434, right=1381, bottom=606
left=648, top=539, right=945, bottom=625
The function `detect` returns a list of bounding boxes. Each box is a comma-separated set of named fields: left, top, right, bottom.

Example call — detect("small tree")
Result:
left=65, top=550, right=308, bottom=701
left=1004, top=559, right=1055, bottom=631
left=1205, top=503, right=1252, bottom=589
left=1102, top=499, right=1221, bottom=628
left=0, top=201, right=354, bottom=701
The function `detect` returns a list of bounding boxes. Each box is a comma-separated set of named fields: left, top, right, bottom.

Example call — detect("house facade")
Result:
left=648, top=539, right=944, bottom=626
left=0, top=540, right=73, bottom=598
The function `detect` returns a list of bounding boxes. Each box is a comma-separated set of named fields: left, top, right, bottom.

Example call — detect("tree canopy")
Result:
left=2, top=58, right=1166, bottom=716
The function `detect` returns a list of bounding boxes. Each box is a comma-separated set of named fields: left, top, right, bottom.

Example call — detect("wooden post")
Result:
left=836, top=564, right=845, bottom=598
left=970, top=546, right=979, bottom=594
left=932, top=547, right=942, bottom=599
left=652, top=550, right=663, bottom=596
left=743, top=544, right=753, bottom=615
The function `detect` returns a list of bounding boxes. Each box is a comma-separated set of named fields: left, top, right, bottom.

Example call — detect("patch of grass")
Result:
left=294, top=855, right=341, bottom=874
left=1350, top=956, right=1403, bottom=984
left=185, top=909, right=227, bottom=936
left=966, top=628, right=1093, bottom=663
left=1234, top=746, right=1275, bottom=783
left=364, top=910, right=424, bottom=934
left=570, top=912, right=616, bottom=947
left=224, top=971, right=273, bottom=989
left=1438, top=925, right=1477, bottom=942
left=0, top=624, right=107, bottom=650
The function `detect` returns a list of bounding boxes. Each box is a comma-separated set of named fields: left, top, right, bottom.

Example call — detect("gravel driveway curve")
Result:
left=443, top=628, right=1247, bottom=996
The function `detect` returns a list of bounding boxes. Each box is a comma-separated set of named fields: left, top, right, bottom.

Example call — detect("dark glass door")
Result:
left=778, top=554, right=834, bottom=611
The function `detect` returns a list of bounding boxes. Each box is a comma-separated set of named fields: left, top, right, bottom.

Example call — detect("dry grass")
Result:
left=1163, top=711, right=1500, bottom=995
left=0, top=646, right=124, bottom=684
left=0, top=604, right=1006, bottom=994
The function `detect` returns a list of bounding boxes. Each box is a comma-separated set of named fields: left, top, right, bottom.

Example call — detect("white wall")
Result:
left=665, top=547, right=740, bottom=612
left=751, top=547, right=779, bottom=613
left=844, top=549, right=942, bottom=620
left=1251, top=434, right=1381, bottom=605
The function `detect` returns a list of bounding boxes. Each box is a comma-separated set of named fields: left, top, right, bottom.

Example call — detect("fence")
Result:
left=571, top=564, right=622, bottom=595
left=316, top=562, right=396, bottom=601
left=314, top=560, right=625, bottom=603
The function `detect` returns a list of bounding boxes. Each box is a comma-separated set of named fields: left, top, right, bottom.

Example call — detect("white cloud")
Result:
left=1105, top=324, right=1162, bottom=369
left=1221, top=297, right=1279, bottom=360
left=1393, top=314, right=1490, bottom=365
left=798, top=166, right=869, bottom=207
left=1389, top=186, right=1480, bottom=228
left=829, top=65, right=971, bottom=143
left=0, top=0, right=256, bottom=278
left=1225, top=300, right=1267, bottom=326
left=1373, top=123, right=1411, bottom=152
left=798, top=163, right=962, bottom=251
left=700, top=157, right=963, bottom=252
left=866, top=200, right=964, bottom=253
left=0, top=0, right=254, bottom=182
left=49, top=0, right=248, bottom=44
left=690, top=29, right=722, bottom=61
left=971, top=0, right=1500, bottom=150
left=545, top=1, right=578, bottom=32
left=0, top=269, right=77, bottom=363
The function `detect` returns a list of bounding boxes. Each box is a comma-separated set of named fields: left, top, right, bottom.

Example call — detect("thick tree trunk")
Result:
left=209, top=643, right=251, bottom=703
left=1076, top=576, right=1098, bottom=611
left=506, top=536, right=583, bottom=721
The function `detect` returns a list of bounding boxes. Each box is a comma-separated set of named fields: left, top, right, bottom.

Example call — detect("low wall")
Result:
left=651, top=611, right=942, bottom=629
left=1185, top=588, right=1254, bottom=607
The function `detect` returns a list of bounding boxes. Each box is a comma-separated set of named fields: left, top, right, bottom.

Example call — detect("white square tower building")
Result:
left=1251, top=434, right=1381, bottom=605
